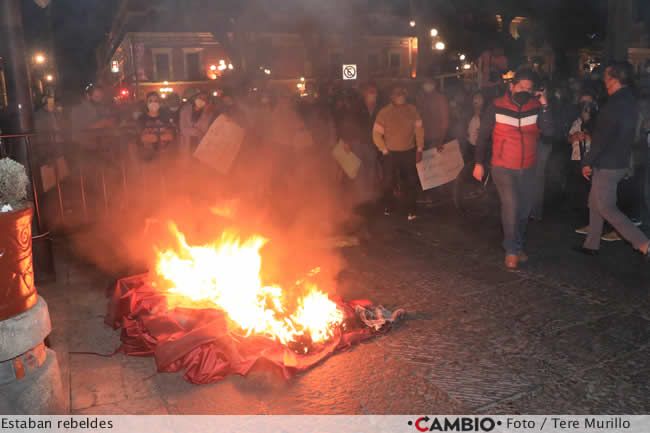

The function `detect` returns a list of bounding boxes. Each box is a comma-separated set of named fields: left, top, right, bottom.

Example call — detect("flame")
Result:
left=155, top=223, right=343, bottom=345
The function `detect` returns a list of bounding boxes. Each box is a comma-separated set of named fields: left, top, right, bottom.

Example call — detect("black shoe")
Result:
left=572, top=246, right=599, bottom=256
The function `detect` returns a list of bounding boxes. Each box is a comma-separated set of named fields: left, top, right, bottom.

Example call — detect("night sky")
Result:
left=22, top=0, right=118, bottom=98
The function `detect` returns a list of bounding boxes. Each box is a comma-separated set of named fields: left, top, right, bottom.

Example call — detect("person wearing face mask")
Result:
left=165, top=93, right=182, bottom=126
left=336, top=84, right=382, bottom=213
left=179, top=91, right=214, bottom=158
left=138, top=92, right=175, bottom=160
left=373, top=86, right=425, bottom=221
left=577, top=62, right=650, bottom=259
left=415, top=78, right=449, bottom=150
left=474, top=67, right=554, bottom=269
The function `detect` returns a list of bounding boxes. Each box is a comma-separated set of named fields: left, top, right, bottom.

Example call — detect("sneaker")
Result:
left=631, top=218, right=642, bottom=227
left=574, top=225, right=589, bottom=235
left=505, top=254, right=518, bottom=270
left=407, top=213, right=418, bottom=221
left=601, top=230, right=622, bottom=242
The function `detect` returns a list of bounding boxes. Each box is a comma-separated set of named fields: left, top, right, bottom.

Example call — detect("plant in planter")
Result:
left=0, top=157, right=37, bottom=320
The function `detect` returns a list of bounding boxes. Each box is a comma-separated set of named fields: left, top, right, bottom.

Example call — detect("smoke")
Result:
left=63, top=96, right=364, bottom=299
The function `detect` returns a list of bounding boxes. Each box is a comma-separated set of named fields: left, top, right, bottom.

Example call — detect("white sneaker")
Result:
left=601, top=231, right=622, bottom=242
left=574, top=225, right=589, bottom=235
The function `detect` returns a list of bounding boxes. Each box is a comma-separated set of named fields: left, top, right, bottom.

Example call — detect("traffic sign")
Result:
left=342, top=64, right=357, bottom=80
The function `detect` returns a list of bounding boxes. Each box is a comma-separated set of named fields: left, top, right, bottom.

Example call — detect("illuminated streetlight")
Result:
left=209, top=64, right=217, bottom=71
left=45, top=74, right=54, bottom=82
left=264, top=68, right=271, bottom=75
left=435, top=41, right=446, bottom=51
left=227, top=63, right=234, bottom=70
left=300, top=76, right=305, bottom=82
left=430, top=28, right=438, bottom=37
left=409, top=20, right=416, bottom=28
left=459, top=54, right=466, bottom=61
left=34, top=53, right=46, bottom=64
left=463, top=63, right=472, bottom=70
left=213, top=91, right=218, bottom=97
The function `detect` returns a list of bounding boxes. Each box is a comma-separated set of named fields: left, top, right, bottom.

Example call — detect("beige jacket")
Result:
left=373, top=103, right=424, bottom=153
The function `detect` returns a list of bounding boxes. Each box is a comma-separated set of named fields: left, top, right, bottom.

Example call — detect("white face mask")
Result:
left=195, top=99, right=206, bottom=109
left=148, top=102, right=160, bottom=113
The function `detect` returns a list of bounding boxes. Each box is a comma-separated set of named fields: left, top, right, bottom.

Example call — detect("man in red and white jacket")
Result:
left=473, top=68, right=554, bottom=269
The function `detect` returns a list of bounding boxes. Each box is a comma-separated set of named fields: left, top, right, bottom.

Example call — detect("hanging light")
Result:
left=435, top=41, right=446, bottom=51
left=409, top=20, right=416, bottom=28
left=459, top=54, right=466, bottom=61
left=34, top=53, right=46, bottom=65
left=430, top=28, right=438, bottom=37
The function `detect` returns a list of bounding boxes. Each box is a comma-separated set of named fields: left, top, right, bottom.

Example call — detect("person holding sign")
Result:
left=473, top=68, right=554, bottom=270
left=373, top=86, right=425, bottom=221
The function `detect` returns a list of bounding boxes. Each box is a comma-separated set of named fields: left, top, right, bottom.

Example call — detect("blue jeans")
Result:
left=491, top=166, right=536, bottom=255
left=584, top=168, right=649, bottom=251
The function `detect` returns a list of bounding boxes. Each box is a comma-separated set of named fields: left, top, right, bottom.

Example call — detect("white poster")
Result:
left=416, top=139, right=464, bottom=191
left=193, top=115, right=246, bottom=175
left=332, top=139, right=361, bottom=179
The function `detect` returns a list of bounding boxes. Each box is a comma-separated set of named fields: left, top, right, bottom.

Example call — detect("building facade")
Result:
left=97, top=0, right=419, bottom=101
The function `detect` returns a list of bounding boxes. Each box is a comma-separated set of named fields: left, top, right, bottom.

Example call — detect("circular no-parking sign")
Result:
left=342, top=64, right=357, bottom=80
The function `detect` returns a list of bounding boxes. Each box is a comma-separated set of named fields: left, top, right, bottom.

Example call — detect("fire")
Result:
left=155, top=223, right=344, bottom=345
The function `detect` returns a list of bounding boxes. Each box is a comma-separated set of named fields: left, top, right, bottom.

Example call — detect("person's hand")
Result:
left=536, top=89, right=548, bottom=107
left=582, top=165, right=593, bottom=180
left=473, top=164, right=485, bottom=181
left=569, top=132, right=583, bottom=142
left=416, top=150, right=423, bottom=163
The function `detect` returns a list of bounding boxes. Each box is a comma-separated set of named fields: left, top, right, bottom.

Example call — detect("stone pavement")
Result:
left=38, top=198, right=650, bottom=414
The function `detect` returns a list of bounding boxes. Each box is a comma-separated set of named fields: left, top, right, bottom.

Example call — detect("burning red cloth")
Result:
left=106, top=274, right=403, bottom=384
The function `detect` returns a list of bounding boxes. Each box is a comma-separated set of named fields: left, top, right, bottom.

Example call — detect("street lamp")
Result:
left=430, top=28, right=438, bottom=37
left=34, top=53, right=46, bottom=65
left=459, top=54, right=466, bottom=61
left=44, top=73, right=54, bottom=82
left=435, top=41, right=446, bottom=51
left=409, top=20, right=416, bottom=28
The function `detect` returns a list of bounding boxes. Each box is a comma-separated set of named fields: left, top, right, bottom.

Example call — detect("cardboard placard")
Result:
left=416, top=139, right=464, bottom=190
left=332, top=139, right=362, bottom=179
left=193, top=115, right=246, bottom=174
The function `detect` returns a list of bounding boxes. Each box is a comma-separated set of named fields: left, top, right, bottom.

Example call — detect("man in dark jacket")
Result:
left=578, top=62, right=650, bottom=257
left=474, top=68, right=554, bottom=269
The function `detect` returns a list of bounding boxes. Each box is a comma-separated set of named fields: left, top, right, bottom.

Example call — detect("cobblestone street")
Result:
left=40, top=198, right=650, bottom=414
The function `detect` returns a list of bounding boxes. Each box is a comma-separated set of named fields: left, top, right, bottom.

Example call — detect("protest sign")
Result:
left=416, top=139, right=464, bottom=190
left=332, top=139, right=361, bottom=179
left=193, top=115, right=246, bottom=174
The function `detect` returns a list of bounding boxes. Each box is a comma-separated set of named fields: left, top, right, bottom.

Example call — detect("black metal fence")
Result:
left=0, top=125, right=175, bottom=235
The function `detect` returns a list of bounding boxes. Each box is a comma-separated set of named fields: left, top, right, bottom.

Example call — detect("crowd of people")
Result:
left=31, top=60, right=650, bottom=270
